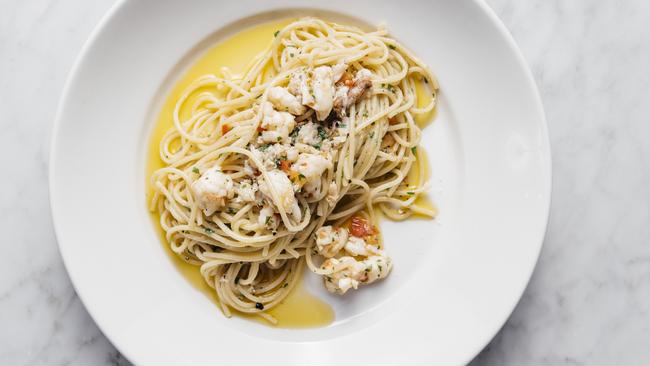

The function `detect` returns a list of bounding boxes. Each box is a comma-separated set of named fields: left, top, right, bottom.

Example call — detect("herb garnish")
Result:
left=317, top=126, right=328, bottom=140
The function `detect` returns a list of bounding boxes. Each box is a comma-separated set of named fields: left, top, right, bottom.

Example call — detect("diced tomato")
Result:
left=349, top=215, right=376, bottom=238
left=344, top=79, right=355, bottom=87
left=256, top=125, right=266, bottom=133
left=222, top=124, right=232, bottom=135
left=279, top=159, right=291, bottom=173
left=388, top=117, right=398, bottom=125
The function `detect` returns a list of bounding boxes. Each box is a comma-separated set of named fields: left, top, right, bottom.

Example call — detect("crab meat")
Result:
left=296, top=122, right=321, bottom=146
left=321, top=255, right=392, bottom=294
left=293, top=153, right=332, bottom=183
left=258, top=205, right=279, bottom=230
left=344, top=236, right=383, bottom=257
left=333, top=68, right=373, bottom=114
left=332, top=63, right=348, bottom=83
left=315, top=226, right=348, bottom=257
left=268, top=86, right=306, bottom=115
left=259, top=102, right=296, bottom=144
left=326, top=181, right=339, bottom=206
left=234, top=180, right=258, bottom=203
left=191, top=167, right=234, bottom=216
left=257, top=170, right=301, bottom=221
left=310, top=66, right=335, bottom=120
left=286, top=147, right=299, bottom=162
left=288, top=69, right=314, bottom=106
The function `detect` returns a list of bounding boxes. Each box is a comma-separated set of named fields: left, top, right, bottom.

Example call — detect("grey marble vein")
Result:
left=0, top=0, right=648, bottom=365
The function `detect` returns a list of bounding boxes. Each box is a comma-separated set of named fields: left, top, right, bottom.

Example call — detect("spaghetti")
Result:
left=149, top=17, right=438, bottom=323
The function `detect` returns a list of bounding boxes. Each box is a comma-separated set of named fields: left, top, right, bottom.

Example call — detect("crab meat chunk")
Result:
left=259, top=102, right=296, bottom=144
left=326, top=181, right=339, bottom=206
left=321, top=255, right=392, bottom=294
left=296, top=122, right=321, bottom=146
left=191, top=167, right=234, bottom=216
left=293, top=153, right=332, bottom=184
left=310, top=66, right=335, bottom=120
left=288, top=69, right=314, bottom=106
left=268, top=86, right=306, bottom=115
left=344, top=236, right=384, bottom=257
left=315, top=226, right=348, bottom=257
left=333, top=68, right=373, bottom=114
left=258, top=205, right=279, bottom=230
left=331, top=63, right=348, bottom=83
left=257, top=170, right=301, bottom=222
left=234, top=180, right=258, bottom=203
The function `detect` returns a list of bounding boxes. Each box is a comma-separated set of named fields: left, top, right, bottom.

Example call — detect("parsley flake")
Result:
left=317, top=126, right=328, bottom=140
left=192, top=167, right=200, bottom=174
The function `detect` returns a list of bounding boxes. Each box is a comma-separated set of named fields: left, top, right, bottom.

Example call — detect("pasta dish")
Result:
left=149, top=17, right=438, bottom=324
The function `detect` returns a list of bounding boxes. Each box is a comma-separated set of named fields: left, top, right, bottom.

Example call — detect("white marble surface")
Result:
left=1, top=0, right=648, bottom=364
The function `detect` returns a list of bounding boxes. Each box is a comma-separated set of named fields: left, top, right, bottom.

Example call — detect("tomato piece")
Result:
left=221, top=124, right=232, bottom=135
left=279, top=159, right=291, bottom=173
left=349, top=216, right=376, bottom=238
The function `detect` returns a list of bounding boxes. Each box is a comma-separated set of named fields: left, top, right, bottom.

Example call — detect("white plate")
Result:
left=50, top=0, right=550, bottom=365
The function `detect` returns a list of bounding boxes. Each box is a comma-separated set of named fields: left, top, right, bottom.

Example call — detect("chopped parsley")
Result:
left=227, top=207, right=237, bottom=215
left=282, top=283, right=289, bottom=288
left=265, top=216, right=272, bottom=225
left=290, top=53, right=294, bottom=57
left=273, top=30, right=279, bottom=37
left=258, top=144, right=270, bottom=151
left=363, top=112, right=368, bottom=118
left=388, top=44, right=396, bottom=50
left=298, top=173, right=306, bottom=180
left=369, top=131, right=375, bottom=139
left=411, top=146, right=417, bottom=154
left=204, top=227, right=214, bottom=234
left=317, top=126, right=328, bottom=140
left=192, top=167, right=200, bottom=174
left=407, top=192, right=414, bottom=195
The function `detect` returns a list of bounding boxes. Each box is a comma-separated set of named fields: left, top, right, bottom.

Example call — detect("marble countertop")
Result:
left=1, top=0, right=648, bottom=365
